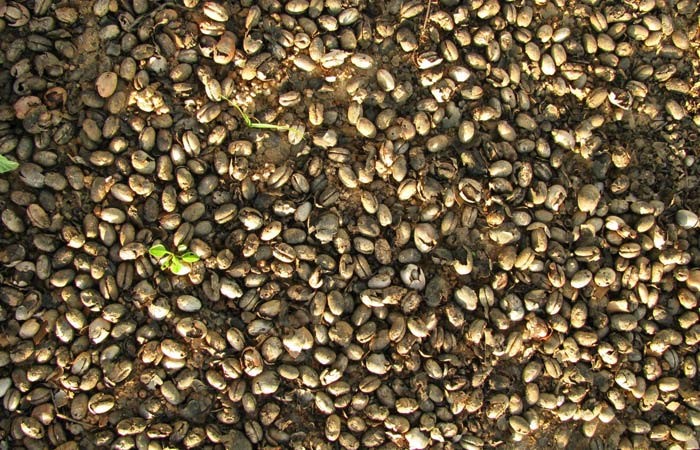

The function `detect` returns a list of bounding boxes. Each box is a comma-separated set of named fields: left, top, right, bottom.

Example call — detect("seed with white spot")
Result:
left=615, top=369, right=637, bottom=390
left=160, top=339, right=187, bottom=359
left=509, top=415, right=531, bottom=434
left=293, top=55, right=317, bottom=72
left=594, top=268, right=616, bottom=287
left=414, top=223, right=438, bottom=253
left=202, top=2, right=229, bottom=21
left=377, top=69, right=395, bottom=91
left=541, top=54, right=556, bottom=75
left=365, top=354, right=390, bottom=375
left=260, top=221, right=282, bottom=241
left=665, top=100, right=686, bottom=120
left=356, top=118, right=376, bottom=138
left=400, top=264, right=425, bottom=290
left=252, top=370, right=280, bottom=395
left=676, top=209, right=698, bottom=229
left=497, top=121, right=516, bottom=141
left=283, top=327, right=313, bottom=356
left=426, top=134, right=449, bottom=153
left=610, top=314, right=637, bottom=331
left=458, top=121, right=476, bottom=143
left=350, top=53, right=374, bottom=69
left=577, top=184, right=601, bottom=213
left=552, top=129, right=575, bottom=149
left=405, top=428, right=430, bottom=449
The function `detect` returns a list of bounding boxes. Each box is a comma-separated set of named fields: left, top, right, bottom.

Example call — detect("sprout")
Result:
left=220, top=95, right=289, bottom=131
left=148, top=243, right=200, bottom=275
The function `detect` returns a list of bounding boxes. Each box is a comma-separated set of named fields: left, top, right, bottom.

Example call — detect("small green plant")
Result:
left=148, top=243, right=200, bottom=275
left=220, top=95, right=291, bottom=132
left=0, top=155, right=19, bottom=174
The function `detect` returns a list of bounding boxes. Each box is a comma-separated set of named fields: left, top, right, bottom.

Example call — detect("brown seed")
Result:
left=96, top=72, right=118, bottom=98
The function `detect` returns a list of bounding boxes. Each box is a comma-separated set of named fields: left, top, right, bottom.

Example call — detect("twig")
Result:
left=50, top=389, right=95, bottom=429
left=411, top=0, right=436, bottom=67
left=417, top=0, right=433, bottom=45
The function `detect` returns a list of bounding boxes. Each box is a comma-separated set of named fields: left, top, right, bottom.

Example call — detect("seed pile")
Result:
left=0, top=0, right=699, bottom=449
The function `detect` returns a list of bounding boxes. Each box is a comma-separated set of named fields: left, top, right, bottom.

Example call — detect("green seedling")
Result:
left=0, top=155, right=19, bottom=174
left=148, top=243, right=200, bottom=275
left=220, top=95, right=303, bottom=140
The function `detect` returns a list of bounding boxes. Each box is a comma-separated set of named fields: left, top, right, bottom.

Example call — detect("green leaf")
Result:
left=149, top=244, right=169, bottom=258
left=180, top=252, right=200, bottom=263
left=169, top=257, right=189, bottom=275
left=0, top=155, right=19, bottom=174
